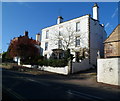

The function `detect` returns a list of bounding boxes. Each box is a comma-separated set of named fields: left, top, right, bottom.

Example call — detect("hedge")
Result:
left=38, top=59, right=68, bottom=67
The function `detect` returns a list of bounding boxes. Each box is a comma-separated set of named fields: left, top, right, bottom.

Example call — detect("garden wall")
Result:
left=22, top=58, right=92, bottom=75
left=22, top=65, right=32, bottom=68
left=38, top=66, right=69, bottom=75
left=72, top=58, right=91, bottom=73
left=97, top=58, right=120, bottom=86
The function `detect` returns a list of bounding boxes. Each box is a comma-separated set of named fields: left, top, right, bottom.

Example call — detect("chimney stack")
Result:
left=36, top=33, right=40, bottom=42
left=24, top=31, right=28, bottom=36
left=93, top=3, right=99, bottom=21
left=57, top=16, right=63, bottom=24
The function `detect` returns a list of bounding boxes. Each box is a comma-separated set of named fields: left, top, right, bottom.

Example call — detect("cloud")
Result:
left=105, top=22, right=110, bottom=28
left=111, top=8, right=118, bottom=18
left=105, top=22, right=114, bottom=33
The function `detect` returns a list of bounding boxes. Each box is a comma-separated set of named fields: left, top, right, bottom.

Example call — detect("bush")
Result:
left=38, top=59, right=68, bottom=67
left=21, top=55, right=44, bottom=65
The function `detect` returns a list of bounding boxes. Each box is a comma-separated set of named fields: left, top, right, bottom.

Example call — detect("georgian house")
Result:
left=41, top=3, right=107, bottom=66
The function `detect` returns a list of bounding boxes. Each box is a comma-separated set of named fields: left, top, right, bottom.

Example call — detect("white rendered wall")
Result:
left=41, top=15, right=90, bottom=58
left=90, top=19, right=107, bottom=66
left=22, top=65, right=32, bottom=68
left=38, top=66, right=69, bottom=75
left=97, top=58, right=120, bottom=86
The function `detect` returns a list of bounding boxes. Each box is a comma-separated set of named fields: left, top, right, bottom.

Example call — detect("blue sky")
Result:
left=2, top=2, right=118, bottom=52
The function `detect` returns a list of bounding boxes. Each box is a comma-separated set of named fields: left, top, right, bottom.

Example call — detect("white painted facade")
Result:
left=97, top=58, right=120, bottom=86
left=90, top=19, right=106, bottom=66
left=41, top=15, right=89, bottom=59
left=41, top=4, right=107, bottom=66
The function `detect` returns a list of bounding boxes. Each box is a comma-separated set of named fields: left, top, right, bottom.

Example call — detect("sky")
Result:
left=2, top=2, right=118, bottom=52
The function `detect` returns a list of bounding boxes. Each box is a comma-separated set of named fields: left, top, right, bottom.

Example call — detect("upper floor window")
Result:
left=58, top=40, right=62, bottom=49
left=46, top=30, right=49, bottom=39
left=45, top=42, right=48, bottom=50
left=75, top=37, right=80, bottom=47
left=59, top=31, right=62, bottom=36
left=76, top=22, right=80, bottom=32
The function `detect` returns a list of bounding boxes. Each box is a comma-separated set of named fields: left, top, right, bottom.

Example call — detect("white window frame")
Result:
left=75, top=36, right=80, bottom=47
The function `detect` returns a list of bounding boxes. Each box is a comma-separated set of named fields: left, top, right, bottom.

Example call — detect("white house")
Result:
left=41, top=3, right=107, bottom=67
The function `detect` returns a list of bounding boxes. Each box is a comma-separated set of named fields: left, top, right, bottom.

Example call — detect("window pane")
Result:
left=46, top=31, right=49, bottom=39
left=76, top=22, right=80, bottom=32
left=45, top=42, right=48, bottom=50
left=59, top=31, right=62, bottom=36
left=58, top=40, right=62, bottom=49
left=44, top=54, right=47, bottom=59
left=75, top=37, right=80, bottom=46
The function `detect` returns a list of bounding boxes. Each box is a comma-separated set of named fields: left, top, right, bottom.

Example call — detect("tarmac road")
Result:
left=2, top=68, right=120, bottom=101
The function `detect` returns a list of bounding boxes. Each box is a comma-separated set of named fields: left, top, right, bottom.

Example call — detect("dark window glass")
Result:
left=45, top=42, right=48, bottom=50
left=46, top=31, right=49, bottom=39
left=75, top=37, right=80, bottom=47
left=58, top=40, right=62, bottom=49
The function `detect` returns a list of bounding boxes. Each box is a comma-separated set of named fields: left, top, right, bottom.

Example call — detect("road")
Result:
left=2, top=68, right=120, bottom=101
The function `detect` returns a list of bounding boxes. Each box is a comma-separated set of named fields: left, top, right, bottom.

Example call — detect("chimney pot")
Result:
left=57, top=16, right=63, bottom=24
left=24, top=31, right=28, bottom=36
left=36, top=33, right=40, bottom=42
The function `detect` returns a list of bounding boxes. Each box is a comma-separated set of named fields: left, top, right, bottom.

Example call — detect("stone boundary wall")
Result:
left=97, top=58, right=120, bottom=86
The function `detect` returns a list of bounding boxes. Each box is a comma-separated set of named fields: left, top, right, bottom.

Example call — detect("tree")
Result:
left=1, top=51, right=13, bottom=62
left=49, top=26, right=76, bottom=50
left=7, top=37, right=40, bottom=64
left=49, top=26, right=89, bottom=61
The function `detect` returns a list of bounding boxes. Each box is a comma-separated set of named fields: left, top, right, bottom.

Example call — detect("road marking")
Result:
left=67, top=90, right=105, bottom=101
left=67, top=90, right=93, bottom=100
left=3, top=85, right=27, bottom=101
left=26, top=78, right=51, bottom=87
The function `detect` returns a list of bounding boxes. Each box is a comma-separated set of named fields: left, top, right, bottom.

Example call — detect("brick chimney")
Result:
left=24, top=31, right=28, bottom=36
left=36, top=33, right=40, bottom=42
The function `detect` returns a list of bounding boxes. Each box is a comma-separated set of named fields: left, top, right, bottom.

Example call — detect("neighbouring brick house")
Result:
left=11, top=31, right=41, bottom=46
left=104, top=24, right=120, bottom=58
left=9, top=31, right=41, bottom=63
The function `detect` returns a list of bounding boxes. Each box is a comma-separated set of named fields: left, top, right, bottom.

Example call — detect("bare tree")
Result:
left=49, top=26, right=77, bottom=50
left=48, top=26, right=89, bottom=60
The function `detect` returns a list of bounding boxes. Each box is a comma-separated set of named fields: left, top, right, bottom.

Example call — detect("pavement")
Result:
left=7, top=66, right=120, bottom=92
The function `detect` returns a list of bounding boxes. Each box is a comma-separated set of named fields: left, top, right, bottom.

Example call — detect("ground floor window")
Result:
left=75, top=52, right=80, bottom=62
left=44, top=54, right=47, bottom=59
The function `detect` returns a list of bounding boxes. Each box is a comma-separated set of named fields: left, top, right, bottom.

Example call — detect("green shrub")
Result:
left=38, top=59, right=68, bottom=67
